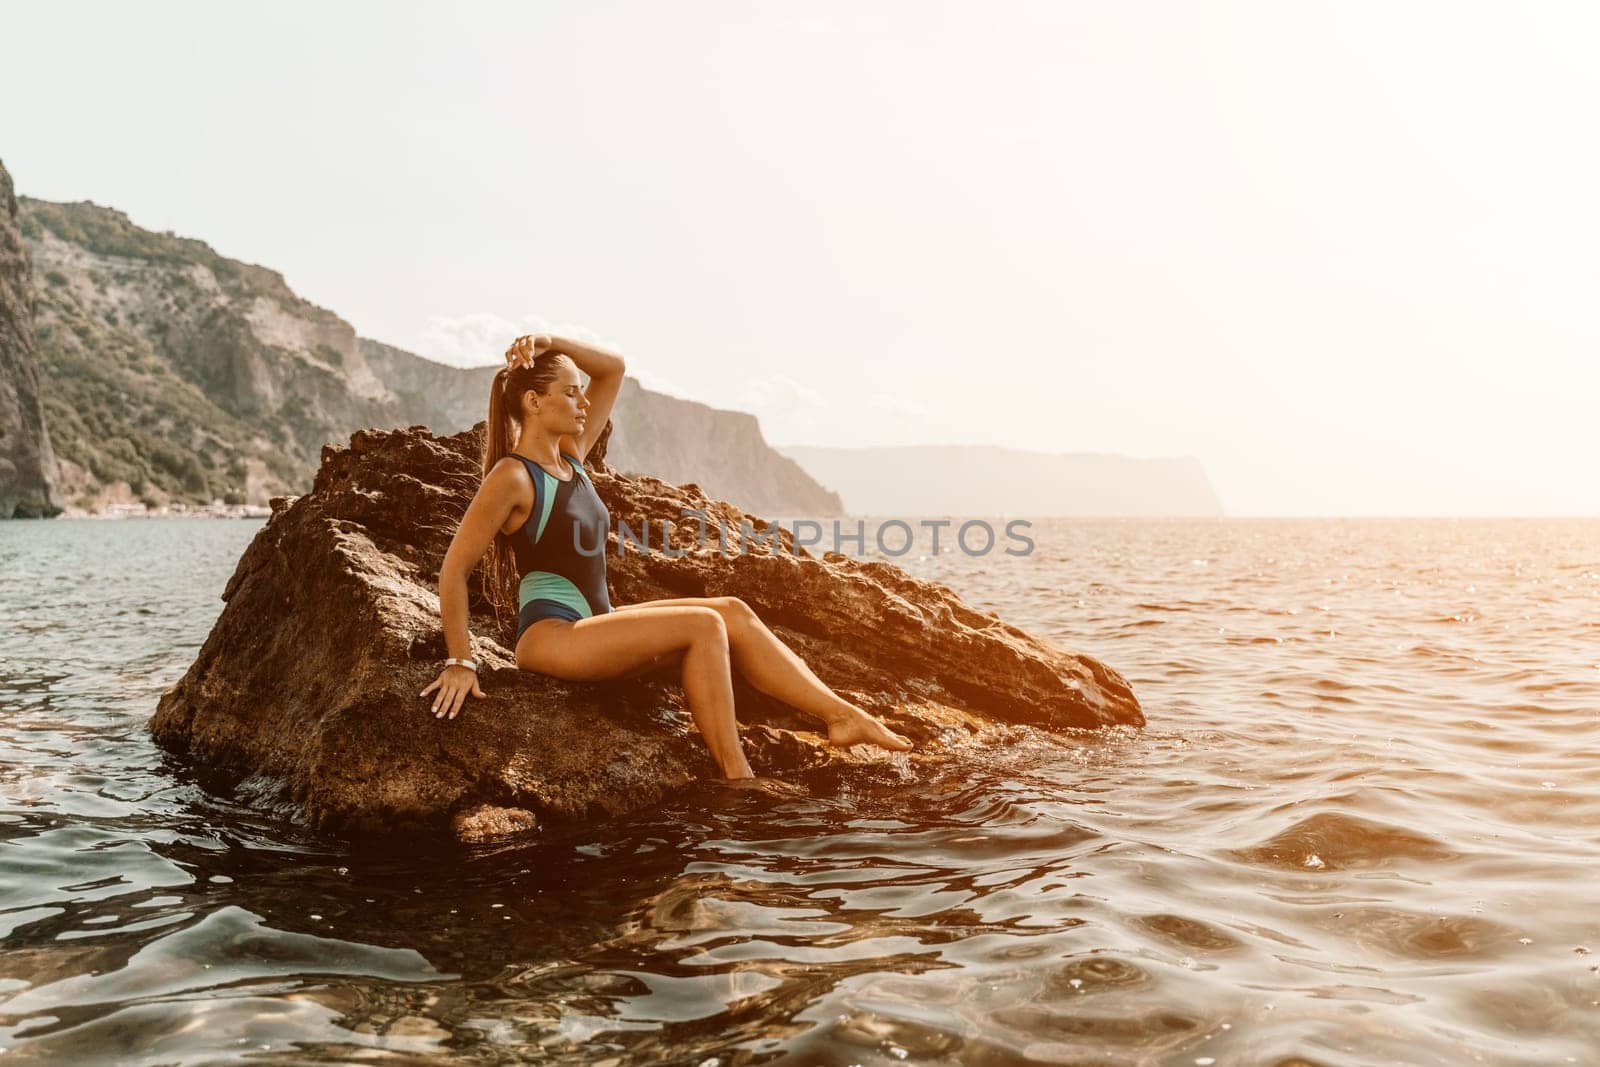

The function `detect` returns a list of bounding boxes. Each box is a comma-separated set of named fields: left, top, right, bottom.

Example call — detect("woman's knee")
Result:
left=685, top=606, right=729, bottom=646
left=712, top=596, right=757, bottom=634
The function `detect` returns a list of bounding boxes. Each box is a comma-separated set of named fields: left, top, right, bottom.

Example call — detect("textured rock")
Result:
left=0, top=160, right=62, bottom=518
left=150, top=424, right=1143, bottom=842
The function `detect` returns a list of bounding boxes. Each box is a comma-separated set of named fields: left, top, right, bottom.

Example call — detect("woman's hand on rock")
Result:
left=420, top=666, right=484, bottom=721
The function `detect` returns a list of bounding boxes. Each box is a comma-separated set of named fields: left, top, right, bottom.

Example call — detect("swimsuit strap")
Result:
left=512, top=452, right=580, bottom=482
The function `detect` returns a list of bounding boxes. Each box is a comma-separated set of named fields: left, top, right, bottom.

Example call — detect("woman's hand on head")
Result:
left=506, top=333, right=555, bottom=369
left=420, top=665, right=485, bottom=721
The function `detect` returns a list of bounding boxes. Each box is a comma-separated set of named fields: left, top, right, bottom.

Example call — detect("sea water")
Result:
left=2, top=517, right=1597, bottom=1065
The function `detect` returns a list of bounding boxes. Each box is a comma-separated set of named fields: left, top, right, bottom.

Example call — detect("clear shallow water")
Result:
left=2, top=516, right=1598, bottom=1066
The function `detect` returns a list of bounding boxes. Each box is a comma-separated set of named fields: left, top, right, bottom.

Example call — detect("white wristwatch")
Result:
left=444, top=657, right=479, bottom=673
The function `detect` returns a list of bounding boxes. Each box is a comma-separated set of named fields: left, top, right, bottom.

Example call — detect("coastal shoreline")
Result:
left=48, top=503, right=272, bottom=520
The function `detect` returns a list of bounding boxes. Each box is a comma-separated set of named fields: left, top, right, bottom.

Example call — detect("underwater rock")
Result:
left=150, top=424, right=1142, bottom=841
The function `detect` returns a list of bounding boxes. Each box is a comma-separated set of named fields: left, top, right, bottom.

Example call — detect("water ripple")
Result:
left=2, top=517, right=1598, bottom=1064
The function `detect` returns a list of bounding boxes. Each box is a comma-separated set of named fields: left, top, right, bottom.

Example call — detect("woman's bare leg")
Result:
left=616, top=597, right=912, bottom=752
left=517, top=607, right=754, bottom=779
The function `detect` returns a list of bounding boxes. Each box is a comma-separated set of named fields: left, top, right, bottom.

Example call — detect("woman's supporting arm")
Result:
left=436, top=561, right=476, bottom=664
left=423, top=461, right=523, bottom=718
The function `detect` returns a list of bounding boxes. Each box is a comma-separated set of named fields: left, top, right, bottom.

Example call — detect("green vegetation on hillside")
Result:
left=22, top=198, right=245, bottom=284
left=13, top=195, right=412, bottom=508
left=19, top=196, right=344, bottom=323
left=35, top=278, right=302, bottom=507
left=18, top=197, right=330, bottom=508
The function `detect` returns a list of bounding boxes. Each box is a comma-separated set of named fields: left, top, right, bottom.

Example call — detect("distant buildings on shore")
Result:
left=64, top=501, right=272, bottom=520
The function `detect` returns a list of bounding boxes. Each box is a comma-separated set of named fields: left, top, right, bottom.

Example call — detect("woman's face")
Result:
left=530, top=357, right=590, bottom=435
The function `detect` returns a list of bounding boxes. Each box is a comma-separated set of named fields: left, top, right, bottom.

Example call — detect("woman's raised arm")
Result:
left=547, top=335, right=625, bottom=462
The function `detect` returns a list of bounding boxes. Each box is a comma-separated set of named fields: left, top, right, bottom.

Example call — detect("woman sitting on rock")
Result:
left=421, top=333, right=912, bottom=780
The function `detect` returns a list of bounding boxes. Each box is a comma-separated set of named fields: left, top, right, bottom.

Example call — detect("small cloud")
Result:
left=627, top=365, right=694, bottom=399
left=870, top=393, right=930, bottom=418
left=737, top=374, right=826, bottom=412
left=723, top=377, right=940, bottom=444
left=417, top=315, right=659, bottom=391
left=418, top=312, right=553, bottom=367
left=729, top=374, right=832, bottom=443
left=779, top=16, right=834, bottom=33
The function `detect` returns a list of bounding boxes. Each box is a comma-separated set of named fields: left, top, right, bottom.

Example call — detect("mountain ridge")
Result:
left=13, top=192, right=840, bottom=517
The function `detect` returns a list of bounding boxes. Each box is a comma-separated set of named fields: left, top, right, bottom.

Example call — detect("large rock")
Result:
left=0, top=160, right=62, bottom=518
left=150, top=425, right=1143, bottom=841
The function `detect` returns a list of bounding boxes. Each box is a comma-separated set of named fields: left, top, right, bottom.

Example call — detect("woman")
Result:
left=421, top=333, right=913, bottom=780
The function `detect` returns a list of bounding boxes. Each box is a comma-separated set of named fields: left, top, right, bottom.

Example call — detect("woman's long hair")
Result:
left=480, top=352, right=563, bottom=633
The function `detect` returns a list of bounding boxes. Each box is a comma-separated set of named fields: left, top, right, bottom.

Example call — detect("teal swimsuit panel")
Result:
left=508, top=453, right=612, bottom=638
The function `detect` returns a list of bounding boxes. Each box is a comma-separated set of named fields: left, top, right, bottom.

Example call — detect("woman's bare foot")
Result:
left=826, top=706, right=914, bottom=752
left=712, top=776, right=809, bottom=798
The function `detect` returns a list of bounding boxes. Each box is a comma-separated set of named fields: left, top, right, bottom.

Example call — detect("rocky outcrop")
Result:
left=0, top=161, right=61, bottom=518
left=150, top=425, right=1142, bottom=841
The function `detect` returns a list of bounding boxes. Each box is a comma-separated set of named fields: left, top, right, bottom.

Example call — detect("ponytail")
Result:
left=478, top=353, right=564, bottom=636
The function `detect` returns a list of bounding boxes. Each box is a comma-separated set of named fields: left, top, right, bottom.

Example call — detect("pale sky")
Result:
left=6, top=1, right=1598, bottom=516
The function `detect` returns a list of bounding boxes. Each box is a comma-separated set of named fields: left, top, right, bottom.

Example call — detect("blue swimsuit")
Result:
left=509, top=452, right=613, bottom=641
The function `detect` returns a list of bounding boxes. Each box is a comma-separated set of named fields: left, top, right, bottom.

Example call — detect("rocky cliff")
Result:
left=605, top=379, right=842, bottom=517
left=779, top=444, right=1226, bottom=517
left=19, top=196, right=840, bottom=517
left=150, top=424, right=1142, bottom=841
left=0, top=161, right=62, bottom=517
left=21, top=196, right=408, bottom=510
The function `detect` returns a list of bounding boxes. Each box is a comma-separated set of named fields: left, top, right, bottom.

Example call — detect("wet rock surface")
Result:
left=150, top=425, right=1142, bottom=841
